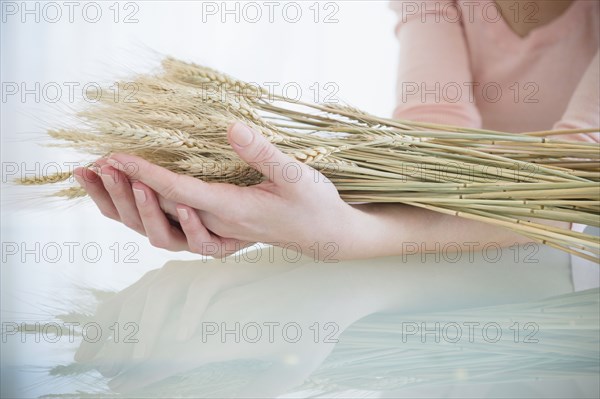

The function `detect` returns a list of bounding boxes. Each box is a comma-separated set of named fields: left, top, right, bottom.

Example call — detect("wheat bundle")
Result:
left=18, top=57, right=600, bottom=261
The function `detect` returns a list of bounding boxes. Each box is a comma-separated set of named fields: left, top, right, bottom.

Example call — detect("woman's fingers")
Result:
left=132, top=182, right=188, bottom=251
left=227, top=122, right=308, bottom=190
left=175, top=204, right=217, bottom=255
left=78, top=156, right=262, bottom=255
left=106, top=154, right=231, bottom=213
left=99, top=164, right=145, bottom=235
left=176, top=204, right=249, bottom=257
left=76, top=160, right=188, bottom=250
left=73, top=162, right=120, bottom=221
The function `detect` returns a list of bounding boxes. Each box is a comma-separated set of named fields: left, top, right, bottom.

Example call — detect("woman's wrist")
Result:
left=326, top=202, right=403, bottom=261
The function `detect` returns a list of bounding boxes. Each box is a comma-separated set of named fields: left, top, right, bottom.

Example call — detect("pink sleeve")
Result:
left=389, top=0, right=481, bottom=128
left=553, top=51, right=598, bottom=233
left=552, top=51, right=600, bottom=143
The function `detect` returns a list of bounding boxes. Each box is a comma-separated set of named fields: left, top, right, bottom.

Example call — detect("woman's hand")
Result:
left=73, top=158, right=252, bottom=257
left=76, top=122, right=367, bottom=260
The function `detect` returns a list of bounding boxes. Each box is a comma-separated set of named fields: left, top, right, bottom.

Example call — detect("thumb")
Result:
left=228, top=122, right=301, bottom=186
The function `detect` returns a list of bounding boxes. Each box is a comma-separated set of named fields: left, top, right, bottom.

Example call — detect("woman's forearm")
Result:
left=341, top=203, right=569, bottom=260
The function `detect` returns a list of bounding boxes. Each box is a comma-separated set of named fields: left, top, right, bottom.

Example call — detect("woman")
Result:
left=72, top=1, right=599, bottom=394
left=72, top=0, right=599, bottom=282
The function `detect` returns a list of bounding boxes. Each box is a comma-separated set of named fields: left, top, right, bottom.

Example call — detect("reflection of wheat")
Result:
left=16, top=57, right=600, bottom=261
left=39, top=287, right=600, bottom=397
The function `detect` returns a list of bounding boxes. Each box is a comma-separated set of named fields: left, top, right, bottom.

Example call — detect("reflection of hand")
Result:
left=74, top=247, right=307, bottom=377
left=107, top=260, right=380, bottom=397
left=75, top=244, right=572, bottom=396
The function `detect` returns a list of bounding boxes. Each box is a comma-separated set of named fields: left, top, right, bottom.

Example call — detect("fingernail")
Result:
left=74, top=174, right=85, bottom=187
left=106, top=157, right=124, bottom=170
left=100, top=171, right=115, bottom=185
left=177, top=208, right=189, bottom=222
left=230, top=123, right=254, bottom=147
left=132, top=188, right=146, bottom=204
left=88, top=165, right=100, bottom=176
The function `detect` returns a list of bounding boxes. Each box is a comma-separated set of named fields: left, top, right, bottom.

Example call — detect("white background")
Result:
left=1, top=1, right=398, bottom=396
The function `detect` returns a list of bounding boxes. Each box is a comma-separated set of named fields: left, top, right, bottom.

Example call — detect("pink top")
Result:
left=389, top=0, right=599, bottom=142
left=389, top=0, right=599, bottom=290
